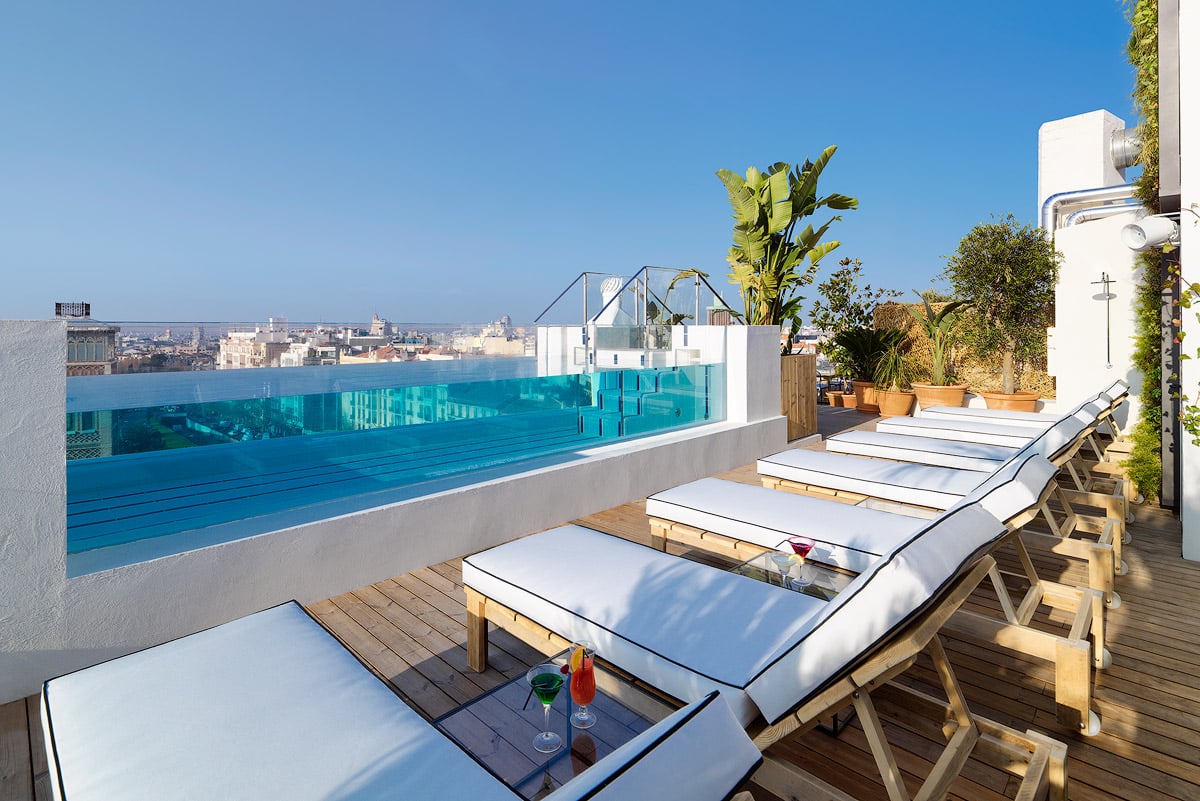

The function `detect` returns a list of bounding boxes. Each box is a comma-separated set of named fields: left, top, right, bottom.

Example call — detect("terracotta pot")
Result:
left=850, top=380, right=879, bottom=414
left=827, top=391, right=857, bottom=409
left=979, top=390, right=1040, bottom=412
left=911, top=382, right=968, bottom=412
left=876, top=388, right=916, bottom=417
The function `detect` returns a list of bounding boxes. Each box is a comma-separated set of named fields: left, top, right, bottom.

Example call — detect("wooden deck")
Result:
left=5, top=406, right=1198, bottom=800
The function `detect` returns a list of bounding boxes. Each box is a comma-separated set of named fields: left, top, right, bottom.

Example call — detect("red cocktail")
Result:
left=569, top=642, right=597, bottom=729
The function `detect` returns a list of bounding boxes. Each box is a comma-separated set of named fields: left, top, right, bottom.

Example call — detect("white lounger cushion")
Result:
left=920, top=382, right=1125, bottom=427
left=646, top=477, right=925, bottom=573
left=465, top=503, right=1008, bottom=727
left=876, top=416, right=1051, bottom=446
left=759, top=445, right=1059, bottom=520
left=919, top=405, right=1065, bottom=427
left=826, top=429, right=1014, bottom=472
left=465, top=525, right=829, bottom=725
left=647, top=452, right=1057, bottom=567
left=42, top=602, right=761, bottom=801
left=758, top=448, right=985, bottom=508
left=42, top=602, right=515, bottom=801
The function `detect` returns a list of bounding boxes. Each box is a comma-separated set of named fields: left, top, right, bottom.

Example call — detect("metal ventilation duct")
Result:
left=1110, top=128, right=1143, bottom=170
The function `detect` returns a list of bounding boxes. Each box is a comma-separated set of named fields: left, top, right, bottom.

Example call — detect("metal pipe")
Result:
left=1064, top=202, right=1141, bottom=227
left=1040, top=184, right=1136, bottom=238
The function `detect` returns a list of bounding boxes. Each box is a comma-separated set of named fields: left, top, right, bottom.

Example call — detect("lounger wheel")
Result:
left=1123, top=529, right=1133, bottom=544
left=1098, top=647, right=1113, bottom=669
left=1105, top=591, right=1122, bottom=609
left=1126, top=511, right=1135, bottom=525
left=1118, top=560, right=1129, bottom=576
left=1083, top=710, right=1102, bottom=737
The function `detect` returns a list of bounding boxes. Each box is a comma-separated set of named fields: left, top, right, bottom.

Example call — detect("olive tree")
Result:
left=942, top=214, right=1060, bottom=395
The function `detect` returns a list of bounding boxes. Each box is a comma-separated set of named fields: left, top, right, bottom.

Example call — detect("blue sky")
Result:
left=1, top=1, right=1136, bottom=325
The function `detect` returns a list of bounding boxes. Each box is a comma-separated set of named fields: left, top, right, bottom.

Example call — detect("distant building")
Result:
left=340, top=345, right=407, bottom=365
left=369, top=313, right=393, bottom=338
left=58, top=302, right=119, bottom=377
left=279, top=341, right=340, bottom=367
left=57, top=302, right=118, bottom=460
left=217, top=329, right=291, bottom=369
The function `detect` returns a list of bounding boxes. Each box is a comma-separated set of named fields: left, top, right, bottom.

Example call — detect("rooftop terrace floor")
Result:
left=5, top=406, right=1197, bottom=800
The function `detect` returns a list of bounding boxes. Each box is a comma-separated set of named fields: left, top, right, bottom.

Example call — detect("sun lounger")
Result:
left=826, top=428, right=1015, bottom=471
left=916, top=378, right=1132, bottom=472
left=921, top=379, right=1129, bottom=444
left=646, top=452, right=1107, bottom=734
left=41, top=601, right=762, bottom=801
left=760, top=411, right=1127, bottom=593
left=828, top=400, right=1135, bottom=519
left=464, top=516, right=1069, bottom=801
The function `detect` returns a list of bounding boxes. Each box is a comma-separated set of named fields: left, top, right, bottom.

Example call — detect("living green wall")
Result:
left=1125, top=0, right=1162, bottom=500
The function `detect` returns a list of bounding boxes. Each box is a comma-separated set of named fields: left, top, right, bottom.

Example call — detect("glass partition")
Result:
left=66, top=361, right=725, bottom=554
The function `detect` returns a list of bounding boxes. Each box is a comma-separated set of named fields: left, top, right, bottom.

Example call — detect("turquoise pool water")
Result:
left=66, top=362, right=724, bottom=554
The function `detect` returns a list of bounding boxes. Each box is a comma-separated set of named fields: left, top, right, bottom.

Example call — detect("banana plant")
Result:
left=717, top=147, right=857, bottom=329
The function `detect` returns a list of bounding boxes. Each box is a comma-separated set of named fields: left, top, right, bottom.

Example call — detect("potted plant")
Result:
left=808, top=258, right=900, bottom=411
left=831, top=327, right=905, bottom=413
left=718, top=149, right=857, bottom=434
left=872, top=340, right=916, bottom=417
left=907, top=292, right=972, bottom=410
left=943, top=214, right=1061, bottom=411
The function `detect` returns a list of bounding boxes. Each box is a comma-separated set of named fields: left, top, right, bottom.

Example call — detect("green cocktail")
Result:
left=531, top=672, right=564, bottom=705
left=526, top=663, right=565, bottom=753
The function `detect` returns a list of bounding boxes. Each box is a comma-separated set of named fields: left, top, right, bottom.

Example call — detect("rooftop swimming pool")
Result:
left=66, top=359, right=724, bottom=557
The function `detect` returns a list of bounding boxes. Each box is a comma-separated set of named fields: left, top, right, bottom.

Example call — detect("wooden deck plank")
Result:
left=25, top=697, right=50, bottom=801
left=0, top=698, right=33, bottom=801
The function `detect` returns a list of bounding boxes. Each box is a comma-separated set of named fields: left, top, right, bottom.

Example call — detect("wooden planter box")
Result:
left=781, top=354, right=818, bottom=440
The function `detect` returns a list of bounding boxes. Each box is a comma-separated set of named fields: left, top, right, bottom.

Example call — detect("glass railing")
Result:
left=65, top=360, right=725, bottom=555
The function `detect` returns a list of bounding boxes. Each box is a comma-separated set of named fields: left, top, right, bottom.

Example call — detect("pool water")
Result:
left=66, top=363, right=723, bottom=554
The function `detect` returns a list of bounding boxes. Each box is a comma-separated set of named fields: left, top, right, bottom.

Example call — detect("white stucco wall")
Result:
left=1037, top=110, right=1127, bottom=215
left=1179, top=2, right=1199, bottom=560
left=0, top=322, right=785, bottom=703
left=1046, top=213, right=1143, bottom=428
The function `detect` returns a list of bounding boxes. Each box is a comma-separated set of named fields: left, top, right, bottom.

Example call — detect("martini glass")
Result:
left=787, top=535, right=816, bottom=587
left=527, top=663, right=565, bottom=753
left=769, top=551, right=794, bottom=588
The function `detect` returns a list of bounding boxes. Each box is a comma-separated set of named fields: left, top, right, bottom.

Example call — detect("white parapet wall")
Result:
left=1037, top=109, right=1128, bottom=215
left=0, top=321, right=785, bottom=703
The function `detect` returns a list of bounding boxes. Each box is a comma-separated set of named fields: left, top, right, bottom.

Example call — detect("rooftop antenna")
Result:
left=1091, top=271, right=1116, bottom=368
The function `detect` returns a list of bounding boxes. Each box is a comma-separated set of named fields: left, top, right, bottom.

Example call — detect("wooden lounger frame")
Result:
left=649, top=478, right=1107, bottom=736
left=466, top=556, right=1068, bottom=801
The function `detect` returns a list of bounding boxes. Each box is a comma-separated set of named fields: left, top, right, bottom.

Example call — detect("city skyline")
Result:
left=3, top=2, right=1136, bottom=323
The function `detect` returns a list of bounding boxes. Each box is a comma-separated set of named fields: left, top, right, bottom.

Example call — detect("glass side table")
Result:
left=435, top=652, right=675, bottom=800
left=730, top=550, right=854, bottom=601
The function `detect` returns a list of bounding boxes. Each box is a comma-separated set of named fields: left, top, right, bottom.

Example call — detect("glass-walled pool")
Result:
left=66, top=360, right=725, bottom=555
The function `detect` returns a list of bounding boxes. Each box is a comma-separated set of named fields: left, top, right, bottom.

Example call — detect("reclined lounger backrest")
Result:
left=949, top=451, right=1059, bottom=524
left=744, top=453, right=1056, bottom=724
left=1011, top=405, right=1097, bottom=464
left=745, top=502, right=1008, bottom=725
